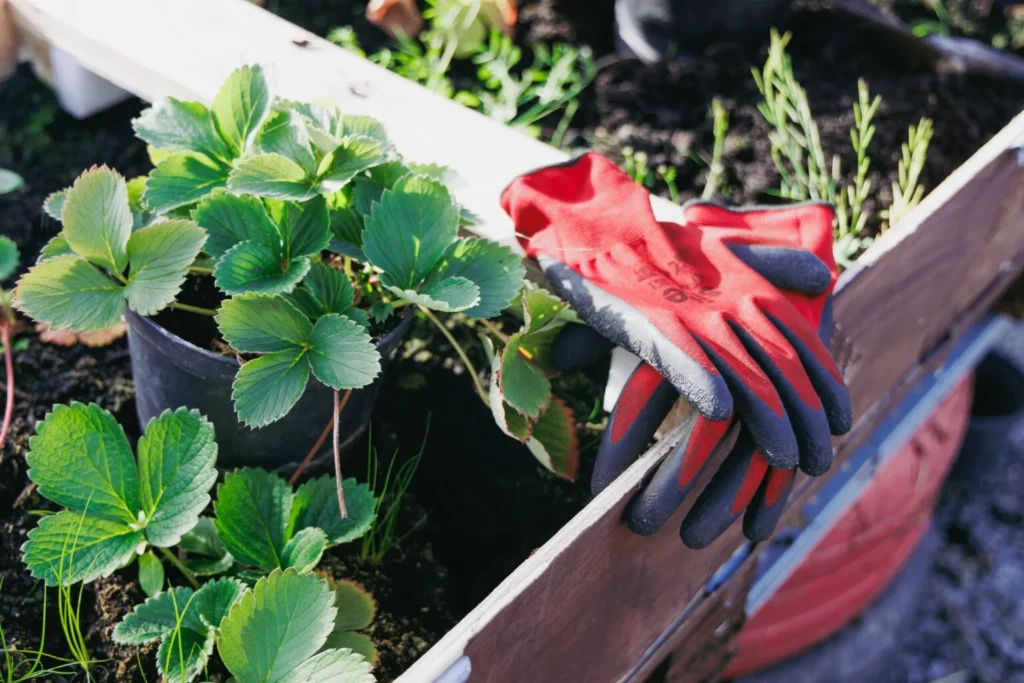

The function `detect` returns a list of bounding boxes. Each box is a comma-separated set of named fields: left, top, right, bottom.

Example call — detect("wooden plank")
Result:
left=10, top=2, right=1024, bottom=681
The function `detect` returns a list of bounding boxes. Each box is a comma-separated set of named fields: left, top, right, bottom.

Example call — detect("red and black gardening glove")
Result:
left=500, top=153, right=852, bottom=548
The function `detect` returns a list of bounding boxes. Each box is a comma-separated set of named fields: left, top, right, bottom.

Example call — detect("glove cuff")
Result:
left=501, top=152, right=663, bottom=266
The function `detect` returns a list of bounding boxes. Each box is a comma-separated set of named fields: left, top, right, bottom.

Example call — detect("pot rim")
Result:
left=124, top=306, right=415, bottom=369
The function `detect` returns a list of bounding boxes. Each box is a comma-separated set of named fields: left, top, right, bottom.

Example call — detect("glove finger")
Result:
left=728, top=320, right=834, bottom=476
left=627, top=414, right=733, bottom=536
left=694, top=325, right=799, bottom=470
left=549, top=323, right=615, bottom=371
left=763, top=301, right=853, bottom=436
left=818, top=296, right=835, bottom=348
left=591, top=362, right=679, bottom=495
left=743, top=467, right=796, bottom=543
left=541, top=256, right=733, bottom=421
left=680, top=430, right=769, bottom=549
left=726, top=244, right=833, bottom=296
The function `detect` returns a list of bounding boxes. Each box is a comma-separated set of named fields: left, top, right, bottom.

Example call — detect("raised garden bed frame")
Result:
left=7, top=0, right=1024, bottom=680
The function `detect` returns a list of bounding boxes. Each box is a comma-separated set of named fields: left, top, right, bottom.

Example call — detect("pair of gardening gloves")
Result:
left=501, top=153, right=853, bottom=548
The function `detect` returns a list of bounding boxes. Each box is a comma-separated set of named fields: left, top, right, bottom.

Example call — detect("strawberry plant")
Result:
left=324, top=578, right=379, bottom=666
left=21, top=404, right=217, bottom=586
left=113, top=577, right=246, bottom=681
left=485, top=284, right=581, bottom=478
left=217, top=569, right=375, bottom=683
left=211, top=469, right=376, bottom=574
left=114, top=570, right=375, bottom=683
left=14, top=65, right=527, bottom=433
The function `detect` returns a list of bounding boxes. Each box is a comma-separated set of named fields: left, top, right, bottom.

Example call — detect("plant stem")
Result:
left=333, top=389, right=353, bottom=519
left=187, top=266, right=214, bottom=276
left=419, top=306, right=488, bottom=402
left=479, top=318, right=509, bottom=343
left=170, top=302, right=217, bottom=317
left=0, top=322, right=13, bottom=454
left=157, top=547, right=200, bottom=589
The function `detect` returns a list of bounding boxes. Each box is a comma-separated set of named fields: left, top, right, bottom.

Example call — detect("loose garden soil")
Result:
left=3, top=0, right=1024, bottom=680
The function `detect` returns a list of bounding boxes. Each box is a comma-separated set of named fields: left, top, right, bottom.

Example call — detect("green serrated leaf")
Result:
left=340, top=115, right=390, bottom=149
left=431, top=238, right=524, bottom=319
left=212, top=65, right=271, bottom=157
left=216, top=294, right=312, bottom=353
left=328, top=206, right=364, bottom=257
left=228, top=154, right=315, bottom=200
left=521, top=285, right=576, bottom=332
left=214, top=469, right=293, bottom=571
left=191, top=190, right=280, bottom=259
left=320, top=632, right=377, bottom=669
left=258, top=110, right=317, bottom=174
left=303, top=263, right=354, bottom=315
left=363, top=175, right=459, bottom=288
left=369, top=301, right=392, bottom=323
left=179, top=517, right=232, bottom=576
left=331, top=580, right=376, bottom=631
left=61, top=167, right=132, bottom=274
left=317, top=136, right=388, bottom=194
left=27, top=403, right=139, bottom=523
left=43, top=189, right=68, bottom=220
left=352, top=178, right=384, bottom=217
left=214, top=241, right=311, bottom=296
left=185, top=554, right=235, bottom=577
left=145, top=153, right=229, bottom=213
left=191, top=576, right=247, bottom=630
left=133, top=98, right=231, bottom=163
left=22, top=510, right=143, bottom=586
left=232, top=348, right=311, bottom=428
left=499, top=334, right=551, bottom=420
left=36, top=235, right=72, bottom=263
left=289, top=477, right=376, bottom=546
left=139, top=551, right=164, bottom=597
left=380, top=273, right=480, bottom=313
left=280, top=527, right=327, bottom=572
left=488, top=351, right=531, bottom=443
left=307, top=314, right=381, bottom=390
left=113, top=586, right=199, bottom=644
left=0, top=168, right=24, bottom=194
left=0, top=236, right=19, bottom=281
left=15, top=255, right=125, bottom=332
left=137, top=408, right=218, bottom=547
left=266, top=196, right=330, bottom=259
left=283, top=287, right=325, bottom=319
left=527, top=398, right=579, bottom=480
left=125, top=219, right=208, bottom=315
left=157, top=625, right=214, bottom=683
left=345, top=308, right=371, bottom=330
left=217, top=569, right=339, bottom=683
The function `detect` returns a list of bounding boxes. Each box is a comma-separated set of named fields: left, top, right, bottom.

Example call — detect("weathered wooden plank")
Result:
left=10, top=2, right=1024, bottom=682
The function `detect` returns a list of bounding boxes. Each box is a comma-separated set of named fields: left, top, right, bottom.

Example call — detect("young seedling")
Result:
left=212, top=469, right=376, bottom=574
left=701, top=98, right=730, bottom=201
left=216, top=569, right=376, bottom=683
left=360, top=422, right=427, bottom=564
left=113, top=577, right=246, bottom=683
left=21, top=404, right=217, bottom=588
left=754, top=30, right=934, bottom=265
left=0, top=236, right=19, bottom=451
left=0, top=580, right=92, bottom=682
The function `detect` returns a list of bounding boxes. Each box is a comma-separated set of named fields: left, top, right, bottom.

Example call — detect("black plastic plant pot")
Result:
left=951, top=352, right=1024, bottom=488
left=615, top=0, right=791, bottom=63
left=125, top=308, right=414, bottom=470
